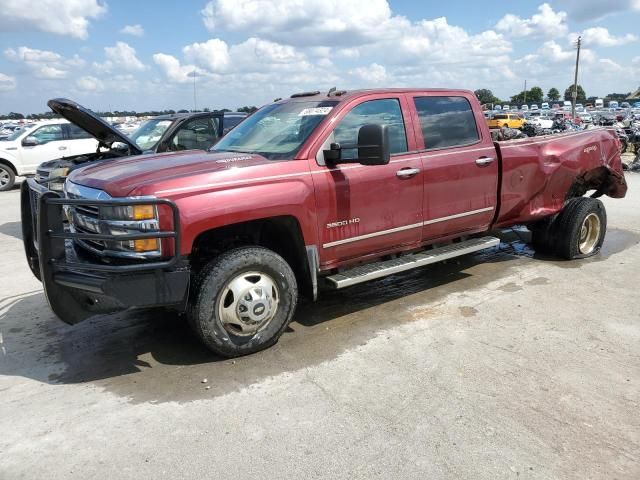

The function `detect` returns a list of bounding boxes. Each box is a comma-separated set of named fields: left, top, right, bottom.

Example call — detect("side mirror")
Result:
left=323, top=123, right=391, bottom=166
left=22, top=136, right=39, bottom=147
left=357, top=124, right=390, bottom=166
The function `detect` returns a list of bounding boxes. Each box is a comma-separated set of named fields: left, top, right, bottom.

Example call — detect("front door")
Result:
left=409, top=94, right=498, bottom=240
left=20, top=124, right=69, bottom=172
left=310, top=96, right=424, bottom=268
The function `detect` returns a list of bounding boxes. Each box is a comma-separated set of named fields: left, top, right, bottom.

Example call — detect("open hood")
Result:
left=47, top=98, right=142, bottom=155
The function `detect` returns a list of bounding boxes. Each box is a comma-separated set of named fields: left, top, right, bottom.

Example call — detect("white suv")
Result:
left=0, top=120, right=97, bottom=191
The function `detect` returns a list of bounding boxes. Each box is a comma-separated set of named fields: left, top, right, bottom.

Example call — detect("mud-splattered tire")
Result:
left=550, top=197, right=607, bottom=260
left=188, top=247, right=298, bottom=357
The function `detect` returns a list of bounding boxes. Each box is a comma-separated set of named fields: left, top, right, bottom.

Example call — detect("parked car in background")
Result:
left=575, top=104, right=584, bottom=112
left=541, top=102, right=549, bottom=110
left=609, top=101, right=619, bottom=109
left=0, top=119, right=98, bottom=191
left=495, top=105, right=502, bottom=111
left=595, top=99, right=604, bottom=109
left=521, top=105, right=529, bottom=111
left=528, top=114, right=554, bottom=129
left=503, top=105, right=511, bottom=111
left=621, top=102, right=631, bottom=109
left=577, top=112, right=593, bottom=124
left=35, top=99, right=248, bottom=191
left=552, top=103, right=560, bottom=110
left=487, top=113, right=525, bottom=129
left=562, top=101, right=572, bottom=111
left=530, top=104, right=539, bottom=111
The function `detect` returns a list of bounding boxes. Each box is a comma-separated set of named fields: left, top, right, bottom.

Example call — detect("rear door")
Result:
left=408, top=94, right=498, bottom=241
left=64, top=124, right=99, bottom=156
left=310, top=95, right=423, bottom=267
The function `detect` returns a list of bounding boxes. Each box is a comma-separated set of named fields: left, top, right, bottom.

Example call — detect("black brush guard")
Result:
left=21, top=178, right=190, bottom=325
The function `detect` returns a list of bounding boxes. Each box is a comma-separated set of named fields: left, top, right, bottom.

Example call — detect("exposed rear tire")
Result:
left=549, top=197, right=607, bottom=259
left=0, top=164, right=16, bottom=192
left=188, top=246, right=298, bottom=357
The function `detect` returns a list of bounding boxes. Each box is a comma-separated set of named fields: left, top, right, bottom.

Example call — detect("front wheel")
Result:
left=0, top=164, right=16, bottom=192
left=188, top=247, right=298, bottom=357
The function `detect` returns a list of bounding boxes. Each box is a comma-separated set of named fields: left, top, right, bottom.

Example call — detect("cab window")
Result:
left=66, top=124, right=92, bottom=140
left=170, top=118, right=219, bottom=151
left=413, top=96, right=479, bottom=150
left=333, top=99, right=407, bottom=160
left=30, top=124, right=64, bottom=144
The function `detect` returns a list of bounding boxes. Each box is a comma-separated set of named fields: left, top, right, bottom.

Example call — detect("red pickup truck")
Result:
left=22, top=88, right=627, bottom=357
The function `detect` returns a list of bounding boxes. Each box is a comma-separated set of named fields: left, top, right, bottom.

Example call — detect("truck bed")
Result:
left=493, top=128, right=627, bottom=228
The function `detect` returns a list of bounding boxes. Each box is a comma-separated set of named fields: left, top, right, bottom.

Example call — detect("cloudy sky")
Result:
left=0, top=0, right=639, bottom=113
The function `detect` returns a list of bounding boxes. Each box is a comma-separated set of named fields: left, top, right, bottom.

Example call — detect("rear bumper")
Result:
left=21, top=179, right=190, bottom=325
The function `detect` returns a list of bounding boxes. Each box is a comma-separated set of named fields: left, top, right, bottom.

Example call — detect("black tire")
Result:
left=188, top=246, right=298, bottom=357
left=0, top=163, right=16, bottom=192
left=528, top=218, right=553, bottom=253
left=549, top=197, right=607, bottom=259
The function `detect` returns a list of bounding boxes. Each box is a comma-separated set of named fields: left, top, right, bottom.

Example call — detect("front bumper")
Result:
left=21, top=179, right=190, bottom=325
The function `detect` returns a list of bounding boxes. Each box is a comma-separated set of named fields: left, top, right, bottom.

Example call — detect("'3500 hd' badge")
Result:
left=326, top=218, right=360, bottom=228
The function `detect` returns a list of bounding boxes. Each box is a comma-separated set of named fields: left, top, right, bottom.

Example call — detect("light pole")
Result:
left=571, top=36, right=581, bottom=119
left=192, top=69, right=197, bottom=112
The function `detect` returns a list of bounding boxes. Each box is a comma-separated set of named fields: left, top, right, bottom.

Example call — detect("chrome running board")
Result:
left=325, top=236, right=500, bottom=289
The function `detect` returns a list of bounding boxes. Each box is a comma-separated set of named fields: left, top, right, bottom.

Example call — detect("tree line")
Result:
left=474, top=86, right=633, bottom=107
left=0, top=105, right=259, bottom=121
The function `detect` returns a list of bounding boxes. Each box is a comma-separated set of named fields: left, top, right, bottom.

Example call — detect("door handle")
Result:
left=475, top=156, right=495, bottom=167
left=58, top=146, right=67, bottom=151
left=396, top=167, right=420, bottom=178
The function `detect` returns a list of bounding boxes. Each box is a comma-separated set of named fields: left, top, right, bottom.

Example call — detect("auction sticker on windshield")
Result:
left=299, top=107, right=333, bottom=116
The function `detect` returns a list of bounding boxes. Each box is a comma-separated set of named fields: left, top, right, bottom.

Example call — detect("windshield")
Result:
left=6, top=127, right=28, bottom=141
left=129, top=119, right=173, bottom=150
left=211, top=101, right=338, bottom=160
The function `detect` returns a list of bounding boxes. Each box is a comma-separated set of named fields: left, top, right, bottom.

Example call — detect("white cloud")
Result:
left=120, top=24, right=144, bottom=36
left=153, top=53, right=200, bottom=83
left=230, top=38, right=305, bottom=66
left=0, top=0, right=106, bottom=39
left=574, top=27, right=638, bottom=47
left=201, top=0, right=399, bottom=46
left=0, top=73, right=17, bottom=92
left=496, top=3, right=567, bottom=38
left=183, top=39, right=230, bottom=72
left=94, top=42, right=146, bottom=73
left=349, top=63, right=387, bottom=84
left=76, top=75, right=104, bottom=92
left=4, top=46, right=73, bottom=79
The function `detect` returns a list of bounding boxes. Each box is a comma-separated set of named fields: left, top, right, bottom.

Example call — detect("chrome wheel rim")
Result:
left=217, top=271, right=279, bottom=336
left=0, top=167, right=9, bottom=187
left=579, top=213, right=601, bottom=254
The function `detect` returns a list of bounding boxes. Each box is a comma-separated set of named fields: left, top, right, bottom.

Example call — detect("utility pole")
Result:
left=193, top=69, right=197, bottom=112
left=571, top=36, right=581, bottom=119
left=523, top=80, right=527, bottom=106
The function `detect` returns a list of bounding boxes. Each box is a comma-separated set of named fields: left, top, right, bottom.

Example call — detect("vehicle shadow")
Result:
left=0, top=228, right=636, bottom=403
left=0, top=221, right=22, bottom=240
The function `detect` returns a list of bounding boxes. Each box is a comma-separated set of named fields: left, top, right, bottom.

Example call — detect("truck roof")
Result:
left=277, top=88, right=476, bottom=103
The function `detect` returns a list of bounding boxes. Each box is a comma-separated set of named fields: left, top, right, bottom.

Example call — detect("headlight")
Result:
left=100, top=204, right=157, bottom=221
left=102, top=204, right=160, bottom=254
left=71, top=202, right=161, bottom=256
left=48, top=167, right=69, bottom=192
